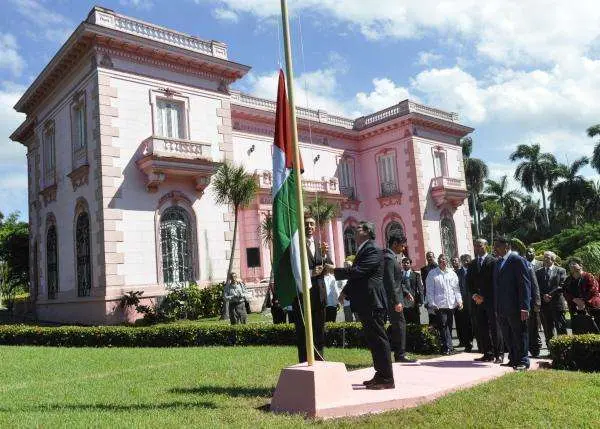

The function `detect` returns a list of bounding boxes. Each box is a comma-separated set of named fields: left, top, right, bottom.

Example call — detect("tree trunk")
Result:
left=475, top=193, right=483, bottom=236
left=220, top=205, right=240, bottom=320
left=490, top=220, right=494, bottom=247
left=471, top=192, right=481, bottom=238
left=540, top=186, right=550, bottom=227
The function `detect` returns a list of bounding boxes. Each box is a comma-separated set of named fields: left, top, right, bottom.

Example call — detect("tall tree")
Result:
left=483, top=175, right=524, bottom=228
left=509, top=143, right=557, bottom=227
left=212, top=162, right=258, bottom=319
left=551, top=157, right=593, bottom=214
left=462, top=137, right=488, bottom=238
left=587, top=124, right=600, bottom=174
left=482, top=200, right=502, bottom=245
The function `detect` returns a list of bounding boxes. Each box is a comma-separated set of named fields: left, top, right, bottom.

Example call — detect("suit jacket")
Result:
left=306, top=238, right=332, bottom=306
left=383, top=248, right=410, bottom=309
left=455, top=267, right=471, bottom=312
left=535, top=265, right=568, bottom=311
left=564, top=272, right=600, bottom=312
left=527, top=262, right=541, bottom=311
left=335, top=239, right=387, bottom=314
left=493, top=252, right=531, bottom=316
left=401, top=270, right=423, bottom=308
left=466, top=254, right=497, bottom=308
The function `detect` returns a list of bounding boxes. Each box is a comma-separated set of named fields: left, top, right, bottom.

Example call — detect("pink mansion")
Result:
left=10, top=7, right=474, bottom=324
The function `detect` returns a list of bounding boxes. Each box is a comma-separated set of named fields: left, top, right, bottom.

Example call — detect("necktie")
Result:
left=478, top=257, right=483, bottom=268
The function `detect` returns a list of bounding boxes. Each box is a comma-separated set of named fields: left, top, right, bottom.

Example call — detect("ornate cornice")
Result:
left=39, top=184, right=57, bottom=207
left=377, top=192, right=403, bottom=208
left=67, top=164, right=90, bottom=191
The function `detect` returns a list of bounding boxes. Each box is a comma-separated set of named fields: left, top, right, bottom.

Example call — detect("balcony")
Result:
left=136, top=136, right=220, bottom=194
left=430, top=177, right=468, bottom=208
left=377, top=182, right=402, bottom=208
left=254, top=169, right=345, bottom=205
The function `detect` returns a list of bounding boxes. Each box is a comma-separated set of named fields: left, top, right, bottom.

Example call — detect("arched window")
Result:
left=343, top=226, right=357, bottom=256
left=161, top=206, right=193, bottom=285
left=76, top=212, right=92, bottom=297
left=46, top=226, right=58, bottom=299
left=440, top=216, right=458, bottom=258
left=385, top=221, right=405, bottom=243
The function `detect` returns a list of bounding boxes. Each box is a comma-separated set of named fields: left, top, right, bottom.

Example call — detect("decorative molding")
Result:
left=377, top=192, right=403, bottom=208
left=99, top=53, right=113, bottom=68
left=39, top=184, right=57, bottom=206
left=341, top=199, right=361, bottom=211
left=67, top=164, right=90, bottom=191
left=158, top=190, right=193, bottom=207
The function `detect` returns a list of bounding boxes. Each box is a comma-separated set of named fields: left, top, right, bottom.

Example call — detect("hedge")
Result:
left=549, top=334, right=600, bottom=372
left=0, top=322, right=440, bottom=354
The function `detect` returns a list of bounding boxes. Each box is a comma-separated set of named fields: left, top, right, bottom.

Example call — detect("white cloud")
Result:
left=416, top=51, right=442, bottom=66
left=205, top=0, right=600, bottom=66
left=10, top=0, right=73, bottom=43
left=354, top=78, right=413, bottom=114
left=0, top=33, right=25, bottom=76
left=0, top=82, right=27, bottom=162
left=213, top=8, right=239, bottom=23
left=119, top=0, right=154, bottom=10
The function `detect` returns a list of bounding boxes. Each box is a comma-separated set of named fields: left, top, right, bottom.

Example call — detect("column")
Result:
left=325, top=220, right=336, bottom=264
left=332, top=217, right=344, bottom=266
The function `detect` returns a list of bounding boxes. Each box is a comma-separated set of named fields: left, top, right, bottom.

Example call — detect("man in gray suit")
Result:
left=536, top=251, right=568, bottom=346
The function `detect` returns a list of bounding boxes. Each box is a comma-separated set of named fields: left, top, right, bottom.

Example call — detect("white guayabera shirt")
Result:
left=425, top=267, right=462, bottom=310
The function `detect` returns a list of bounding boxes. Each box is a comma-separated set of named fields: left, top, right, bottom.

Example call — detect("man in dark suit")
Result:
left=493, top=236, right=531, bottom=371
left=536, top=251, right=568, bottom=346
left=526, top=257, right=542, bottom=357
left=453, top=255, right=474, bottom=352
left=335, top=221, right=394, bottom=390
left=467, top=238, right=503, bottom=363
left=421, top=251, right=438, bottom=326
left=384, top=232, right=416, bottom=363
left=401, top=257, right=423, bottom=324
left=292, top=216, right=333, bottom=363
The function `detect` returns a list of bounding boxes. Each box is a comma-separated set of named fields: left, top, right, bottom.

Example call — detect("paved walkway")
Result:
left=272, top=353, right=549, bottom=419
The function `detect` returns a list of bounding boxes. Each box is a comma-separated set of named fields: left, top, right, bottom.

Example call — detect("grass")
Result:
left=0, top=346, right=598, bottom=428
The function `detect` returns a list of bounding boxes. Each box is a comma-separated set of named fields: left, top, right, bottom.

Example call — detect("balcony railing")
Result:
left=254, top=169, right=340, bottom=195
left=380, top=182, right=399, bottom=197
left=142, top=136, right=212, bottom=160
left=430, top=176, right=468, bottom=208
left=431, top=176, right=465, bottom=189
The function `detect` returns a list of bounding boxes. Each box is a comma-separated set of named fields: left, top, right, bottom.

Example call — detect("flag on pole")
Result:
left=272, top=69, right=306, bottom=307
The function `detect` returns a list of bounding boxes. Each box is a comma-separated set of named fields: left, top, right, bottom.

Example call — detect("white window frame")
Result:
left=377, top=152, right=398, bottom=196
left=71, top=90, right=87, bottom=168
left=433, top=147, right=449, bottom=178
left=43, top=120, right=56, bottom=185
left=149, top=89, right=190, bottom=141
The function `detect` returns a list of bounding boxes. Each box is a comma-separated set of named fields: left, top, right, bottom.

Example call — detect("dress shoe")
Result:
left=500, top=362, right=516, bottom=367
left=395, top=355, right=417, bottom=363
left=493, top=357, right=504, bottom=364
left=457, top=342, right=465, bottom=348
left=464, top=345, right=472, bottom=353
left=366, top=379, right=395, bottom=390
left=474, top=355, right=494, bottom=362
left=514, top=364, right=528, bottom=371
left=530, top=352, right=540, bottom=358
left=362, top=377, right=377, bottom=386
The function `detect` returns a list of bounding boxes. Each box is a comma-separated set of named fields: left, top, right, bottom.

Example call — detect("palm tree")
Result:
left=482, top=200, right=502, bottom=245
left=509, top=143, right=557, bottom=227
left=482, top=175, right=524, bottom=228
left=551, top=157, right=593, bottom=214
left=257, top=213, right=274, bottom=311
left=587, top=124, right=600, bottom=174
left=212, top=162, right=258, bottom=318
left=461, top=137, right=488, bottom=237
left=520, top=195, right=542, bottom=232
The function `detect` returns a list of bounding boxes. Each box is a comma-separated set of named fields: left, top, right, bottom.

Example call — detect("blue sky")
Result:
left=2, top=0, right=600, bottom=220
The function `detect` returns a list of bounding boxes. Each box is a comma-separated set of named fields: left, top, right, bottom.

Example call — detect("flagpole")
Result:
left=280, top=0, right=315, bottom=366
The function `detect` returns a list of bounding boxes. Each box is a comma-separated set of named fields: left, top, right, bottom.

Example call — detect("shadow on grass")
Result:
left=0, top=401, right=218, bottom=413
left=170, top=385, right=274, bottom=398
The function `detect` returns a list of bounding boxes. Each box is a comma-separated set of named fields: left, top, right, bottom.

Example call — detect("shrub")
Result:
left=531, top=222, right=600, bottom=259
left=510, top=238, right=527, bottom=256
left=571, top=242, right=600, bottom=276
left=549, top=334, right=600, bottom=372
left=0, top=322, right=440, bottom=353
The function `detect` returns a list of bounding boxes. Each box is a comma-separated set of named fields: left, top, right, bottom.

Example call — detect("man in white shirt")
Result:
left=426, top=254, right=463, bottom=354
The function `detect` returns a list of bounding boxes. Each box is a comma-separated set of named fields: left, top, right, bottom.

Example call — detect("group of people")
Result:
left=418, top=238, right=600, bottom=371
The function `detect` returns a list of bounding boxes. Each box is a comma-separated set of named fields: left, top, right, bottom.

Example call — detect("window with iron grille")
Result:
left=343, top=227, right=357, bottom=257
left=161, top=206, right=193, bottom=286
left=43, top=122, right=56, bottom=182
left=385, top=221, right=404, bottom=244
left=46, top=226, right=58, bottom=299
left=441, top=216, right=458, bottom=258
left=76, top=212, right=92, bottom=297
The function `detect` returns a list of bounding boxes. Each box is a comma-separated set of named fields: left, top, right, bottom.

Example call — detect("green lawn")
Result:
left=0, top=346, right=598, bottom=428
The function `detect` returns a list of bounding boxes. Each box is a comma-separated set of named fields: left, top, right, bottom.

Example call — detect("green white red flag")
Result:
left=272, top=69, right=306, bottom=307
